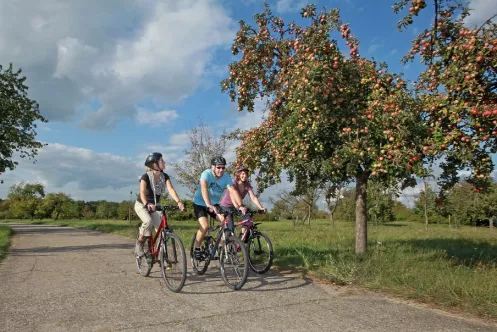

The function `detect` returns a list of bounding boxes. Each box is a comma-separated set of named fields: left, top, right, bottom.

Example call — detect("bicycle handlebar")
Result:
left=218, top=207, right=266, bottom=217
left=154, top=205, right=181, bottom=212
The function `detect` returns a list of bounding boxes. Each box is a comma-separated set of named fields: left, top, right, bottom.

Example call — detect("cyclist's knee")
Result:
left=198, top=224, right=208, bottom=234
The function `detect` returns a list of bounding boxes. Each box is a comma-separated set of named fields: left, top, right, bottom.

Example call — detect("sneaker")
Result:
left=194, top=248, right=203, bottom=260
left=135, top=240, right=145, bottom=257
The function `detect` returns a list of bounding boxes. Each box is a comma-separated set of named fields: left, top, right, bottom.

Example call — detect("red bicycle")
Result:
left=136, top=205, right=187, bottom=293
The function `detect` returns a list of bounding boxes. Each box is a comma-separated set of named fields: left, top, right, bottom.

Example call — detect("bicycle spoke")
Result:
left=247, top=232, right=273, bottom=274
left=220, top=236, right=248, bottom=290
left=161, top=232, right=187, bottom=293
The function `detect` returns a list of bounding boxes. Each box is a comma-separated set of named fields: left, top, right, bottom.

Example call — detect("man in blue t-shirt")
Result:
left=192, top=156, right=246, bottom=260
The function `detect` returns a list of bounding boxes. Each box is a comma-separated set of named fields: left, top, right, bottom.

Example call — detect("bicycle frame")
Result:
left=206, top=218, right=233, bottom=260
left=146, top=211, right=170, bottom=261
left=235, top=217, right=254, bottom=243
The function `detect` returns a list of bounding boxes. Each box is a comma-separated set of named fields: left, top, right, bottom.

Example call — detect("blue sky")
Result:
left=1, top=0, right=496, bottom=208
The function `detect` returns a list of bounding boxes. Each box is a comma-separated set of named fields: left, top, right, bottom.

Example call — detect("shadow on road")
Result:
left=9, top=243, right=133, bottom=255
left=176, top=267, right=312, bottom=295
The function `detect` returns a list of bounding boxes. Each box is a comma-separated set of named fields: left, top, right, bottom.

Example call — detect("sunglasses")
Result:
left=215, top=166, right=226, bottom=170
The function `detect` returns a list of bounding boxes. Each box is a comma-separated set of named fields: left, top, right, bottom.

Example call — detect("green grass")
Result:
left=3, top=218, right=497, bottom=319
left=0, top=225, right=13, bottom=262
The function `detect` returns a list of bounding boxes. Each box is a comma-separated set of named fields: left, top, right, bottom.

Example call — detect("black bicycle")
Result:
left=190, top=207, right=249, bottom=290
left=136, top=205, right=187, bottom=293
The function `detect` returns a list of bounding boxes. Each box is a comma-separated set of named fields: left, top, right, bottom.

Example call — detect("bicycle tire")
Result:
left=247, top=231, right=274, bottom=274
left=161, top=232, right=187, bottom=293
left=220, top=235, right=249, bottom=290
left=190, top=233, right=210, bottom=275
left=136, top=238, right=152, bottom=277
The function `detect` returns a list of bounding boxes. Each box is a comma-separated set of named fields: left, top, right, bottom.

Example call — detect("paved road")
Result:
left=0, top=223, right=496, bottom=332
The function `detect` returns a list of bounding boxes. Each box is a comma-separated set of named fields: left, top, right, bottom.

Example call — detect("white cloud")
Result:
left=136, top=109, right=179, bottom=127
left=368, top=44, right=381, bottom=54
left=0, top=143, right=145, bottom=201
left=465, top=0, right=497, bottom=27
left=0, top=0, right=235, bottom=130
left=276, top=0, right=308, bottom=14
left=234, top=98, right=266, bottom=131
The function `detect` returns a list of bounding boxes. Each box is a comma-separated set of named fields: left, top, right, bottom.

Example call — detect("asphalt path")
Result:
left=1, top=223, right=496, bottom=332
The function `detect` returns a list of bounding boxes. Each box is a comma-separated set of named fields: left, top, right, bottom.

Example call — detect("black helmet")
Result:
left=145, top=152, right=162, bottom=168
left=210, top=156, right=226, bottom=166
left=236, top=165, right=249, bottom=173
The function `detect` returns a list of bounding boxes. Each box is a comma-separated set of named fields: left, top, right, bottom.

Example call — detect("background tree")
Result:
left=413, top=186, right=439, bottom=222
left=36, top=192, right=73, bottom=220
left=172, top=120, right=230, bottom=197
left=393, top=0, right=497, bottom=193
left=445, top=181, right=475, bottom=227
left=367, top=180, right=398, bottom=227
left=296, top=185, right=322, bottom=226
left=268, top=189, right=301, bottom=225
left=222, top=4, right=429, bottom=253
left=95, top=201, right=118, bottom=219
left=334, top=188, right=356, bottom=222
left=0, top=63, right=47, bottom=182
left=7, top=182, right=45, bottom=219
left=324, top=182, right=348, bottom=226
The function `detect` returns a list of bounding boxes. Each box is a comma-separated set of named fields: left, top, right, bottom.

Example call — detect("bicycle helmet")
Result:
left=145, top=152, right=162, bottom=167
left=236, top=165, right=249, bottom=173
left=210, top=156, right=227, bottom=166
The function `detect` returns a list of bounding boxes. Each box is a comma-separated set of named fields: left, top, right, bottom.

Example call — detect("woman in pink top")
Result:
left=220, top=165, right=267, bottom=235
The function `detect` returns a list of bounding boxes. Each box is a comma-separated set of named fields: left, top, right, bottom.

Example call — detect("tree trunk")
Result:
left=424, top=179, right=429, bottom=232
left=307, top=205, right=311, bottom=228
left=355, top=172, right=369, bottom=254
left=490, top=217, right=494, bottom=231
left=330, top=212, right=335, bottom=227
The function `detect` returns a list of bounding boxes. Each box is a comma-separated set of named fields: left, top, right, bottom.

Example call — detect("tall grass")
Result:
left=0, top=225, right=13, bottom=262
left=3, top=218, right=497, bottom=319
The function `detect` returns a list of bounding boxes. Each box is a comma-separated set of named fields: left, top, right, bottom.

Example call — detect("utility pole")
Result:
left=129, top=191, right=133, bottom=224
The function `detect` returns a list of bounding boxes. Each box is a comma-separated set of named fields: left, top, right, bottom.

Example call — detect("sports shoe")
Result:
left=194, top=248, right=203, bottom=260
left=135, top=240, right=145, bottom=257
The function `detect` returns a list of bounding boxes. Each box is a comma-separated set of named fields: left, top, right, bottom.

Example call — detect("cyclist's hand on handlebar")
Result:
left=208, top=204, right=219, bottom=214
left=239, top=206, right=247, bottom=215
left=177, top=201, right=185, bottom=211
left=261, top=207, right=267, bottom=213
left=147, top=203, right=156, bottom=212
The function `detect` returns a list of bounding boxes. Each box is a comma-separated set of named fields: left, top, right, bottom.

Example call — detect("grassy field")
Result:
left=2, top=218, right=496, bottom=319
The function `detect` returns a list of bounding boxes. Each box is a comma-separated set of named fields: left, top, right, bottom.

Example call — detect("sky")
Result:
left=1, top=0, right=496, bottom=209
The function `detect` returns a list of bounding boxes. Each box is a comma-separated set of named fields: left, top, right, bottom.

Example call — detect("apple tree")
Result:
left=393, top=0, right=497, bottom=192
left=221, top=4, right=430, bottom=254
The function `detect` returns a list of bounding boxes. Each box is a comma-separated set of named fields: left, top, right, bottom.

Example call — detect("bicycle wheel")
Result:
left=220, top=235, right=249, bottom=290
left=247, top=231, right=274, bottom=274
left=190, top=233, right=210, bottom=275
left=161, top=232, right=187, bottom=293
left=136, top=238, right=152, bottom=277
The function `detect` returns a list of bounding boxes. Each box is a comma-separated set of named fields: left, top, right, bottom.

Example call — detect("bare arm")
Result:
left=166, top=179, right=184, bottom=211
left=228, top=186, right=247, bottom=214
left=140, top=180, right=155, bottom=211
left=248, top=188, right=266, bottom=211
left=200, top=180, right=213, bottom=207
